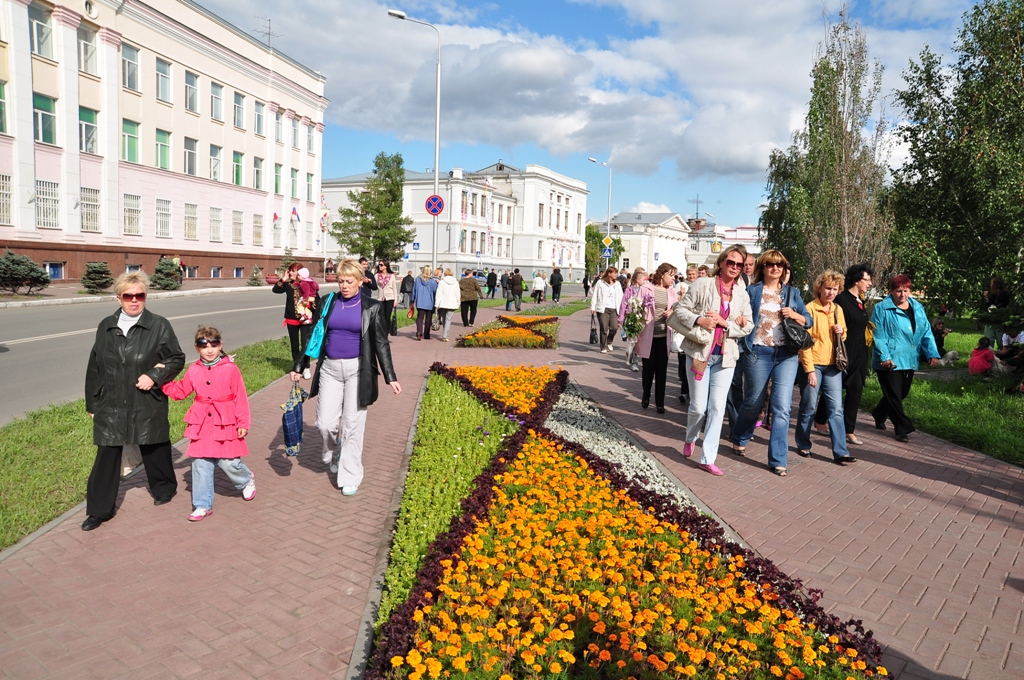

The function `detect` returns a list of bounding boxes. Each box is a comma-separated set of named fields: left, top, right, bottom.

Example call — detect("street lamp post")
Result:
left=588, top=157, right=612, bottom=271
left=388, top=9, right=441, bottom=270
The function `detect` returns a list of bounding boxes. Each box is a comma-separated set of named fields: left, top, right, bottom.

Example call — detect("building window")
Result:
left=211, top=266, right=222, bottom=278
left=307, top=124, right=314, bottom=152
left=622, top=258, right=630, bottom=270
left=556, top=208, right=560, bottom=229
left=232, top=151, right=243, bottom=186
left=690, top=241, right=698, bottom=251
left=43, top=262, right=64, bottom=279
left=253, top=214, right=263, bottom=246
left=33, top=94, right=57, bottom=145
left=185, top=72, right=199, bottom=112
left=306, top=173, right=313, bottom=202
left=274, top=164, right=282, bottom=194
left=234, top=267, right=244, bottom=278
left=155, top=129, right=170, bottom=170
left=537, top=240, right=543, bottom=260
left=253, top=158, right=263, bottom=190
left=471, top=232, right=477, bottom=254
left=232, top=210, right=243, bottom=244
left=78, top=26, right=97, bottom=74
left=291, top=118, right=299, bottom=148
left=209, top=207, right=222, bottom=241
left=0, top=175, right=10, bottom=225
left=210, top=83, right=223, bottom=121
left=305, top=221, right=313, bottom=247
left=497, top=237, right=503, bottom=255
left=184, top=265, right=197, bottom=278
left=35, top=180, right=59, bottom=229
left=209, top=145, right=221, bottom=181
left=290, top=169, right=298, bottom=198
left=471, top=193, right=477, bottom=216
left=184, top=203, right=198, bottom=240
left=29, top=4, right=53, bottom=60
left=183, top=137, right=197, bottom=175
left=155, top=59, right=171, bottom=102
left=156, top=198, right=171, bottom=237
left=497, top=205, right=503, bottom=225
left=537, top=204, right=544, bottom=228
left=233, top=92, right=245, bottom=128
left=505, top=239, right=510, bottom=258
left=123, top=193, right=141, bottom=235
left=275, top=111, right=283, bottom=142
left=0, top=82, right=7, bottom=135
left=81, top=187, right=100, bottom=232
left=254, top=101, right=264, bottom=136
left=577, top=213, right=582, bottom=234
left=121, top=44, right=139, bottom=91
left=79, top=107, right=98, bottom=154
left=121, top=119, right=139, bottom=162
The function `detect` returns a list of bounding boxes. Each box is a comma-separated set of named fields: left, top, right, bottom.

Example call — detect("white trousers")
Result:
left=684, top=354, right=735, bottom=466
left=315, top=357, right=367, bottom=488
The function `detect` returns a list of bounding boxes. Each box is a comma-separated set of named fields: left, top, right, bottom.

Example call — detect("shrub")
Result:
left=247, top=264, right=264, bottom=286
left=81, top=262, right=114, bottom=294
left=150, top=257, right=181, bottom=290
left=278, top=247, right=297, bottom=274
left=0, top=249, right=50, bottom=295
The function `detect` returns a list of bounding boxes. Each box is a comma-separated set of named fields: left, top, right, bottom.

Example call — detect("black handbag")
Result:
left=782, top=287, right=814, bottom=352
left=833, top=306, right=849, bottom=372
left=589, top=315, right=599, bottom=345
left=389, top=310, right=398, bottom=337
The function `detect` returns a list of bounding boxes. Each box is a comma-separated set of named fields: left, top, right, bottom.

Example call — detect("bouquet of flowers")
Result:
left=621, top=294, right=647, bottom=340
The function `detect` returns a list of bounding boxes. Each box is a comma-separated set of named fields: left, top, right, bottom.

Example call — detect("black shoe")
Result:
left=678, top=394, right=688, bottom=404
left=797, top=449, right=812, bottom=458
left=153, top=494, right=175, bottom=506
left=641, top=397, right=649, bottom=409
left=895, top=433, right=909, bottom=443
left=873, top=416, right=886, bottom=430
left=81, top=516, right=106, bottom=531
left=657, top=406, right=665, bottom=414
left=833, top=456, right=858, bottom=465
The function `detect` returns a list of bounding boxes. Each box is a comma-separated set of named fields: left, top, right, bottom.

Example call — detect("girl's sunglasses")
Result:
left=120, top=292, right=146, bottom=301
left=196, top=338, right=222, bottom=348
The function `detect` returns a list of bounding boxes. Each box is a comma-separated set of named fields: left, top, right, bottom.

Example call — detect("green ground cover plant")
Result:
left=517, top=298, right=589, bottom=316
left=376, top=373, right=518, bottom=628
left=0, top=337, right=292, bottom=550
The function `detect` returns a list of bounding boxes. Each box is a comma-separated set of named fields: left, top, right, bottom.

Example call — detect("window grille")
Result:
left=184, top=203, right=198, bottom=240
left=156, top=199, right=171, bottom=237
left=35, top=180, right=60, bottom=229
left=209, top=207, right=222, bottom=241
left=253, top=214, right=263, bottom=246
left=0, top=175, right=11, bottom=225
left=232, top=210, right=243, bottom=244
left=123, top=194, right=142, bottom=235
left=81, top=187, right=100, bottom=232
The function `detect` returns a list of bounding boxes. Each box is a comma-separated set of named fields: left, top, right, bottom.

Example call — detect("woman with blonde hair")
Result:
left=410, top=265, right=438, bottom=340
left=794, top=271, right=856, bottom=464
left=618, top=268, right=648, bottom=371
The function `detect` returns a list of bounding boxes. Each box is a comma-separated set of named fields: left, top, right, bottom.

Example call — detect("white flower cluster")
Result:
left=545, top=382, right=693, bottom=510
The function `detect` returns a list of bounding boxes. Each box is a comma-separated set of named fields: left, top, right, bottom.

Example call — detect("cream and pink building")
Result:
left=0, top=0, right=327, bottom=280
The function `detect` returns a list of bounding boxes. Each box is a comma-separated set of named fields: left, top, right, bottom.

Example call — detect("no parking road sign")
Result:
left=425, top=195, right=444, bottom=216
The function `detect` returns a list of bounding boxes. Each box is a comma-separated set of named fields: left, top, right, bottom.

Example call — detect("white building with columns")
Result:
left=0, top=0, right=327, bottom=280
left=323, top=161, right=589, bottom=281
left=685, top=218, right=762, bottom=266
left=603, top=212, right=692, bottom=274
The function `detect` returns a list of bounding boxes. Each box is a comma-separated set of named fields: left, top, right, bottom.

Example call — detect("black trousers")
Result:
left=287, top=323, right=312, bottom=371
left=488, top=286, right=497, bottom=299
left=677, top=352, right=690, bottom=397
left=815, top=362, right=867, bottom=434
left=642, top=339, right=670, bottom=408
left=86, top=442, right=177, bottom=519
left=551, top=284, right=562, bottom=301
left=380, top=299, right=395, bottom=328
left=872, top=368, right=916, bottom=436
left=460, top=300, right=478, bottom=326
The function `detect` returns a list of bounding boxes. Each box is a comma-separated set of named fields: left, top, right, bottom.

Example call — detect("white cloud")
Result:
left=198, top=0, right=971, bottom=183
left=629, top=202, right=673, bottom=213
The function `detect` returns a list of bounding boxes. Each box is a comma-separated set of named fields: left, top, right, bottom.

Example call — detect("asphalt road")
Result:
left=0, top=289, right=288, bottom=426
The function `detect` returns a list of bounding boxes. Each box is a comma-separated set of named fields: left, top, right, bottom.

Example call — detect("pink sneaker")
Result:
left=682, top=442, right=695, bottom=458
left=699, top=463, right=724, bottom=476
left=188, top=508, right=212, bottom=522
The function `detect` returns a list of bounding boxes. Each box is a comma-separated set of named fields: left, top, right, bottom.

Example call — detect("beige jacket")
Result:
left=672, top=277, right=753, bottom=367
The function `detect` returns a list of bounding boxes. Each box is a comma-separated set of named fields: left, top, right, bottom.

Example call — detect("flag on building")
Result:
left=291, top=207, right=300, bottom=222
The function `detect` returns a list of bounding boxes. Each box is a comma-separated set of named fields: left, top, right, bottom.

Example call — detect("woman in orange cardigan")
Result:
left=795, top=271, right=856, bottom=464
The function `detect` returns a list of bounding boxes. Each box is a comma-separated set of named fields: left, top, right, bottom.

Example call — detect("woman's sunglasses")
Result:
left=196, top=338, right=222, bottom=348
left=120, top=292, right=146, bottom=301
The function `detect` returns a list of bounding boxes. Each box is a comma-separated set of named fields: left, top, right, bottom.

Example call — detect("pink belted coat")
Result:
left=163, top=357, right=251, bottom=459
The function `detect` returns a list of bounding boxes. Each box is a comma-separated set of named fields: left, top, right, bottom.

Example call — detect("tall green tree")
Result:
left=584, top=223, right=623, bottom=276
left=760, top=7, right=893, bottom=287
left=330, top=151, right=415, bottom=262
left=891, top=0, right=1024, bottom=311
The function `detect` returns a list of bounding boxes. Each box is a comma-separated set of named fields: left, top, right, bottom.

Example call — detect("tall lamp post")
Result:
left=588, top=157, right=612, bottom=271
left=388, top=8, right=441, bottom=270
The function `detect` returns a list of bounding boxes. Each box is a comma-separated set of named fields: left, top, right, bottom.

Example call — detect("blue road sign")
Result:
left=425, top=195, right=444, bottom=216
left=601, top=247, right=613, bottom=258
left=412, top=242, right=420, bottom=251
left=404, top=253, right=410, bottom=260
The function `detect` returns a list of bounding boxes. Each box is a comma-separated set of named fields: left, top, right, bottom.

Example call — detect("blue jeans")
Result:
left=731, top=345, right=800, bottom=470
left=795, top=365, right=850, bottom=460
left=191, top=457, right=253, bottom=510
left=684, top=354, right=735, bottom=466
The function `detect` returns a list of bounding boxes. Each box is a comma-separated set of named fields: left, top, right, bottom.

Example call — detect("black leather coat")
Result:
left=299, top=294, right=398, bottom=407
left=85, top=308, right=186, bottom=446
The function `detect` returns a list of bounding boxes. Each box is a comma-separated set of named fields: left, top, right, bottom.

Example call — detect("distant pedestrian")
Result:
left=509, top=268, right=525, bottom=312
left=582, top=272, right=592, bottom=297
left=435, top=269, right=461, bottom=341
left=531, top=271, right=546, bottom=304
left=273, top=263, right=314, bottom=379
left=375, top=260, right=400, bottom=324
left=549, top=267, right=563, bottom=302
left=358, top=257, right=378, bottom=298
left=410, top=265, right=439, bottom=340
left=486, top=269, right=498, bottom=299
left=591, top=267, right=623, bottom=353
left=500, top=270, right=510, bottom=299
left=399, top=270, right=414, bottom=308
left=460, top=269, right=484, bottom=327
left=163, top=326, right=255, bottom=522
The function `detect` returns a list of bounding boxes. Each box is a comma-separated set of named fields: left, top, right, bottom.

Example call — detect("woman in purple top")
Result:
left=291, top=259, right=401, bottom=496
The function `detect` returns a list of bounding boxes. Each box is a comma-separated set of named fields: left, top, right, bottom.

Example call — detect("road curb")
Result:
left=0, top=286, right=261, bottom=309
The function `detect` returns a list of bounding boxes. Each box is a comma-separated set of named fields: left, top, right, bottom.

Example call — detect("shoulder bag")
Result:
left=589, top=315, right=599, bottom=345
left=782, top=287, right=814, bottom=352
left=304, top=292, right=335, bottom=358
left=666, top=285, right=713, bottom=345
left=832, top=306, right=849, bottom=372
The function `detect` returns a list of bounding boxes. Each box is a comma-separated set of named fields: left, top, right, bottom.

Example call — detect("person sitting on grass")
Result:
left=968, top=336, right=1010, bottom=376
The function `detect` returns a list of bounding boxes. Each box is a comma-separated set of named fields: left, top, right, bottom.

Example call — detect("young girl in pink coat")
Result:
left=163, top=326, right=255, bottom=521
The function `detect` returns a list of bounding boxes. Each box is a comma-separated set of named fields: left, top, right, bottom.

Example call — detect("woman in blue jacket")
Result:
left=870, top=274, right=940, bottom=442
left=410, top=265, right=439, bottom=340
left=729, top=250, right=812, bottom=476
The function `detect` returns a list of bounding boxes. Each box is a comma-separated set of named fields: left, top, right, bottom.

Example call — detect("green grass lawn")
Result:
left=0, top=337, right=293, bottom=551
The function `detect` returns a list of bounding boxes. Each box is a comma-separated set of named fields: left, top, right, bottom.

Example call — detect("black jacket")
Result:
left=85, top=308, right=186, bottom=446
left=299, top=294, right=398, bottom=408
left=835, top=290, right=869, bottom=374
left=510, top=273, right=524, bottom=295
left=486, top=272, right=498, bottom=288
left=400, top=274, right=415, bottom=293
left=272, top=279, right=301, bottom=320
left=549, top=271, right=563, bottom=287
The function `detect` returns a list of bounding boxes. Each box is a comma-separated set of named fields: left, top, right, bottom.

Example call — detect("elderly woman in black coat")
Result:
left=82, top=271, right=185, bottom=531
left=292, top=259, right=401, bottom=496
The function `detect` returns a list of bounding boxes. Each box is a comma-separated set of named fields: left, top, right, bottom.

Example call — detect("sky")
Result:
left=197, top=0, right=975, bottom=228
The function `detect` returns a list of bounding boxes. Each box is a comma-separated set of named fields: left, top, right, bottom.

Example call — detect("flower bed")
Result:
left=457, top=316, right=559, bottom=348
left=369, top=364, right=885, bottom=679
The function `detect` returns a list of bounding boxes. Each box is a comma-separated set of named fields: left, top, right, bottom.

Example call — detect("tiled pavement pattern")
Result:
left=1, top=298, right=1021, bottom=679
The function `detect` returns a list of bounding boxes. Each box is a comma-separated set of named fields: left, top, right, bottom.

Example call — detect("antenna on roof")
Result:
left=688, top=193, right=702, bottom=219
left=252, top=16, right=282, bottom=48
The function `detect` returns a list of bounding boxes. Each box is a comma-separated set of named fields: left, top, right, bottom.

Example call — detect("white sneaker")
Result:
left=600, top=348, right=609, bottom=354
left=631, top=364, right=640, bottom=372
left=302, top=368, right=311, bottom=380
left=322, top=450, right=333, bottom=465
left=242, top=474, right=256, bottom=501
left=341, top=485, right=358, bottom=496
left=329, top=462, right=339, bottom=474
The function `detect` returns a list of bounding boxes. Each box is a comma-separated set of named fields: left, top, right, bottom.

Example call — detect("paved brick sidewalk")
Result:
left=2, top=300, right=1020, bottom=679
